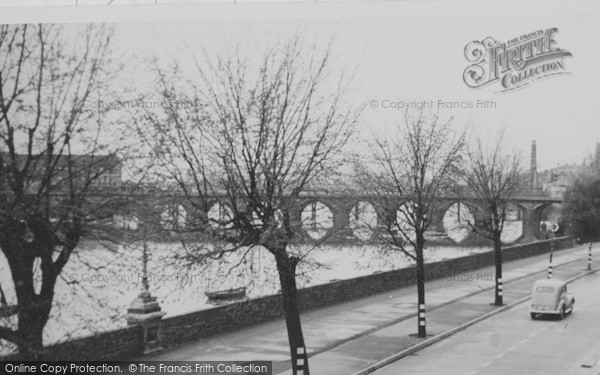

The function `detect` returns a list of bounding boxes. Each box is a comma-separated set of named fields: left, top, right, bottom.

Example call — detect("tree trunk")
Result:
left=5, top=241, right=55, bottom=360
left=415, top=233, right=426, bottom=338
left=17, top=311, right=46, bottom=360
left=15, top=281, right=53, bottom=360
left=493, top=231, right=503, bottom=306
left=275, top=251, right=309, bottom=375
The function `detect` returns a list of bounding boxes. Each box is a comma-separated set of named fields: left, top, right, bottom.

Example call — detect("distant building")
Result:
left=0, top=153, right=121, bottom=193
left=539, top=142, right=600, bottom=199
left=540, top=164, right=581, bottom=198
left=521, top=140, right=600, bottom=199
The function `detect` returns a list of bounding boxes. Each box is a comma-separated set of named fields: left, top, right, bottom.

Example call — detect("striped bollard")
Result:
left=295, top=346, right=308, bottom=375
left=588, top=243, right=593, bottom=271
left=497, top=278, right=503, bottom=298
left=419, top=304, right=426, bottom=328
left=548, top=251, right=553, bottom=279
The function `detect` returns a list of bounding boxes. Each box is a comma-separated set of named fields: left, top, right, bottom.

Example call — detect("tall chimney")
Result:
left=530, top=140, right=538, bottom=189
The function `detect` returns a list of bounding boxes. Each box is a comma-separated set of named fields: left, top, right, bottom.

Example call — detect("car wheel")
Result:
left=568, top=305, right=573, bottom=315
left=530, top=312, right=536, bottom=320
left=559, top=306, right=565, bottom=320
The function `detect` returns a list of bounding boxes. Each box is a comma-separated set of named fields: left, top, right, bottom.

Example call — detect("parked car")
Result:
left=529, top=279, right=575, bottom=320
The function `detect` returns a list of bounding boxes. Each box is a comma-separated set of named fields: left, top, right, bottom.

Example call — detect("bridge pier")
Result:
left=331, top=202, right=353, bottom=240
left=519, top=203, right=549, bottom=243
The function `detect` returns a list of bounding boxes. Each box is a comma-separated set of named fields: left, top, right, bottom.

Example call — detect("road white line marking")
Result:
left=468, top=325, right=548, bottom=375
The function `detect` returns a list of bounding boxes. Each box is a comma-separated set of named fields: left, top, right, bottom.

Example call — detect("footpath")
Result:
left=143, top=243, right=599, bottom=375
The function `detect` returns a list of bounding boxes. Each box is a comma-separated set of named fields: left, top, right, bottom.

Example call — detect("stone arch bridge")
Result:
left=82, top=189, right=562, bottom=246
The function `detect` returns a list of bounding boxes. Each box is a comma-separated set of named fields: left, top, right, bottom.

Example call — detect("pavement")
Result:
left=142, top=243, right=599, bottom=375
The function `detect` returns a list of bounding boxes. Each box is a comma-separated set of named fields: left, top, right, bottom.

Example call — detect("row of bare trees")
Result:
left=354, top=116, right=522, bottom=338
left=133, top=35, right=524, bottom=369
left=0, top=24, right=523, bottom=371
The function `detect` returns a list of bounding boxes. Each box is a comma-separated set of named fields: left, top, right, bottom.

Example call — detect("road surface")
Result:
left=373, top=271, right=600, bottom=375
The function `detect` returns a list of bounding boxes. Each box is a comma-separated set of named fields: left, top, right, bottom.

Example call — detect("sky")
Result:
left=1, top=0, right=600, bottom=171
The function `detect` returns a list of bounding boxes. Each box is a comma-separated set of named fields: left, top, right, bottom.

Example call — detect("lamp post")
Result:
left=125, top=205, right=166, bottom=355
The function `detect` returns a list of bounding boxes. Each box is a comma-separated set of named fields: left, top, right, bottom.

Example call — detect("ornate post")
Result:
left=125, top=209, right=166, bottom=355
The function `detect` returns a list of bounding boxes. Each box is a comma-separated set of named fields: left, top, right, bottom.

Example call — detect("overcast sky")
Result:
left=2, top=0, right=600, bottom=171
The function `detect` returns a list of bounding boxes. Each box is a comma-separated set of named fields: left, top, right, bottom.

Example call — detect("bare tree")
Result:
left=356, top=111, right=464, bottom=338
left=459, top=133, right=521, bottom=306
left=0, top=24, right=120, bottom=358
left=138, top=34, right=359, bottom=374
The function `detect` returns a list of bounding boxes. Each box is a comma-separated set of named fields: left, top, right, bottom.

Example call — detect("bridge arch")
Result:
left=539, top=203, right=564, bottom=239
left=207, top=201, right=234, bottom=230
left=300, top=200, right=334, bottom=241
left=442, top=201, right=475, bottom=243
